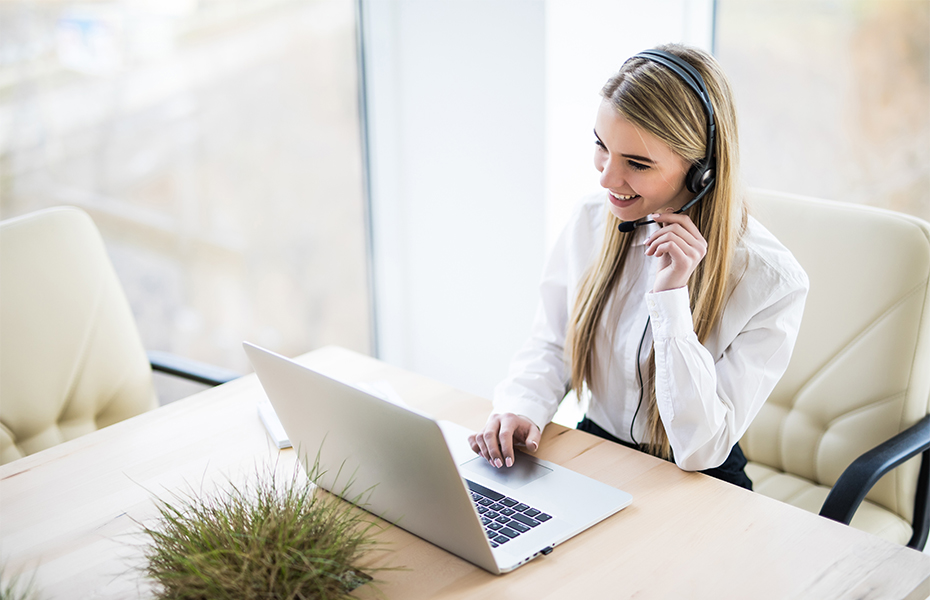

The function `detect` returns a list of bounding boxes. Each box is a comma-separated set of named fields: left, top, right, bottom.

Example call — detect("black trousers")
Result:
left=576, top=417, right=753, bottom=490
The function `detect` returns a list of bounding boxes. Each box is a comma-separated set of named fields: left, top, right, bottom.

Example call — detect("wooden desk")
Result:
left=2, top=346, right=929, bottom=599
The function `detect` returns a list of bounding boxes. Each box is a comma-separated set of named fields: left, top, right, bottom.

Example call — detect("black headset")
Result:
left=617, top=49, right=717, bottom=233
left=621, top=50, right=718, bottom=447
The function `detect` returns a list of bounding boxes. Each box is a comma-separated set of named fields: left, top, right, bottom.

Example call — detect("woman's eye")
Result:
left=594, top=139, right=607, bottom=151
left=627, top=160, right=649, bottom=172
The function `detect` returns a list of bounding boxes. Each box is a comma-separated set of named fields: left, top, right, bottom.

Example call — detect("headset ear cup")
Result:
left=700, top=168, right=714, bottom=189
left=686, top=162, right=713, bottom=194
left=686, top=164, right=703, bottom=193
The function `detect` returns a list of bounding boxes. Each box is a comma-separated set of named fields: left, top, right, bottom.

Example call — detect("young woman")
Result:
left=468, top=44, right=809, bottom=489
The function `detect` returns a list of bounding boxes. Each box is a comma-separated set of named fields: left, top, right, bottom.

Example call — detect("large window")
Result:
left=716, top=0, right=929, bottom=222
left=1, top=0, right=372, bottom=402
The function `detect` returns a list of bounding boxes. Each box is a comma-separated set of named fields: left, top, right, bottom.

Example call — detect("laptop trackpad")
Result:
left=460, top=455, right=553, bottom=490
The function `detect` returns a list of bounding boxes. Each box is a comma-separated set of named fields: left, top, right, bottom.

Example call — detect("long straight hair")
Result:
left=565, top=44, right=747, bottom=460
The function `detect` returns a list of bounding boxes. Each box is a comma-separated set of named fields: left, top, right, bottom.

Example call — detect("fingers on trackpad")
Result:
left=461, top=455, right=553, bottom=490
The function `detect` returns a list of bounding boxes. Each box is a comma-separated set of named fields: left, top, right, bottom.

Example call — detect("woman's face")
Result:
left=593, top=99, right=694, bottom=223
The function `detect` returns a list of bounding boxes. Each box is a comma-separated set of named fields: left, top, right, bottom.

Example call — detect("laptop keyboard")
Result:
left=466, top=479, right=552, bottom=548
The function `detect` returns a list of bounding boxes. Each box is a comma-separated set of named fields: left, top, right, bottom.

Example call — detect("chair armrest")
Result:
left=820, top=414, right=930, bottom=549
left=147, top=350, right=241, bottom=387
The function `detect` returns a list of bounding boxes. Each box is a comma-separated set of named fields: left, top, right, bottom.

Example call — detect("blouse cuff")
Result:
left=645, top=287, right=694, bottom=339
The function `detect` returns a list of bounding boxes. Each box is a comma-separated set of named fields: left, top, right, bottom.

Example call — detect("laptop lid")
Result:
left=243, top=343, right=631, bottom=573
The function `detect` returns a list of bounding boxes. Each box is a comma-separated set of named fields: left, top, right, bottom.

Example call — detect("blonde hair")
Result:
left=565, top=43, right=746, bottom=460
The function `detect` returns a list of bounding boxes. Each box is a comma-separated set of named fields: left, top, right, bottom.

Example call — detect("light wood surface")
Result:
left=2, top=346, right=928, bottom=599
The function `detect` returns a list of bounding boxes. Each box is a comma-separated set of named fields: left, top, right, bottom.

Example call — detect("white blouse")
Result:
left=492, top=192, right=809, bottom=471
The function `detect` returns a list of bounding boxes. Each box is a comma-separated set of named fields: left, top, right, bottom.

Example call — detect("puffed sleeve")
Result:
left=647, top=264, right=808, bottom=471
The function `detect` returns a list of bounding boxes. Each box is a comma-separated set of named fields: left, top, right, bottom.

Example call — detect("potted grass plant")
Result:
left=139, top=457, right=389, bottom=600
left=0, top=568, right=37, bottom=600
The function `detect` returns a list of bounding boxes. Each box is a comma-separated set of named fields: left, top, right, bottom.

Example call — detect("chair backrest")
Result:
left=743, top=189, right=930, bottom=524
left=0, top=206, right=157, bottom=464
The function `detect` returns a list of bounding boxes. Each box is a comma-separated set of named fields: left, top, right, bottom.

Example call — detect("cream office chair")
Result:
left=743, top=189, right=930, bottom=550
left=0, top=206, right=238, bottom=465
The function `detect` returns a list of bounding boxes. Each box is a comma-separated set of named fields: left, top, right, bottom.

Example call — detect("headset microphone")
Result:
left=616, top=176, right=716, bottom=233
left=617, top=220, right=637, bottom=233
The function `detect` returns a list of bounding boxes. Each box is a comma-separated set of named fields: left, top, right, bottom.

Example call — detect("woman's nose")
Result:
left=599, top=157, right=624, bottom=189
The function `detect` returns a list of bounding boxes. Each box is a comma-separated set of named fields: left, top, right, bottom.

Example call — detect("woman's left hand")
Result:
left=645, top=210, right=707, bottom=292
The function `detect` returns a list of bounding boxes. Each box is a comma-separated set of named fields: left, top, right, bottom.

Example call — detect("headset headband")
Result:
left=630, top=49, right=716, bottom=191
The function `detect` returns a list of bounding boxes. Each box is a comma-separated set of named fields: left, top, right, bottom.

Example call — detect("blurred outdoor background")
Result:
left=1, top=0, right=926, bottom=404
left=1, top=0, right=370, bottom=401
left=718, top=0, right=928, bottom=222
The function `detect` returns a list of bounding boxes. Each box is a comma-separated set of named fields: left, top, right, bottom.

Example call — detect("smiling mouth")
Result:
left=609, top=191, right=640, bottom=202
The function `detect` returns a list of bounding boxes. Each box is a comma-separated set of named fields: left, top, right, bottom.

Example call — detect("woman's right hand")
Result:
left=468, top=413, right=542, bottom=468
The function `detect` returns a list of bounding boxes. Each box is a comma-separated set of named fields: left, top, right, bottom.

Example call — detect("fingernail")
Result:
left=505, top=457, right=513, bottom=467
left=494, top=458, right=503, bottom=468
left=529, top=442, right=538, bottom=452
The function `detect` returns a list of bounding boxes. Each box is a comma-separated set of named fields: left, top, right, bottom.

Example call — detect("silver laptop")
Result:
left=244, top=342, right=632, bottom=574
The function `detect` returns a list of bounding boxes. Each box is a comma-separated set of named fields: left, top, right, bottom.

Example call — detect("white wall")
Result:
left=361, top=0, right=713, bottom=402
left=361, top=0, right=547, bottom=399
